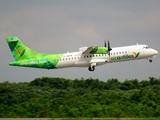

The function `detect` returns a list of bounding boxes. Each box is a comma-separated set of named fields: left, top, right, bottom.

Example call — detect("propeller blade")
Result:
left=108, top=40, right=112, bottom=51
left=104, top=40, right=107, bottom=47
left=107, top=39, right=112, bottom=58
left=108, top=52, right=111, bottom=58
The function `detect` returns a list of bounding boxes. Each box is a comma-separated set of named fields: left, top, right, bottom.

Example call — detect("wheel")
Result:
left=149, top=59, right=152, bottom=63
left=88, top=66, right=95, bottom=71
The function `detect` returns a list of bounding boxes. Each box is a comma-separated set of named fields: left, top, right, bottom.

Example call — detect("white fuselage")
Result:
left=56, top=44, right=158, bottom=70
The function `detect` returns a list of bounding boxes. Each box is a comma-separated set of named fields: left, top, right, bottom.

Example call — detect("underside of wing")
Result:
left=90, top=59, right=109, bottom=63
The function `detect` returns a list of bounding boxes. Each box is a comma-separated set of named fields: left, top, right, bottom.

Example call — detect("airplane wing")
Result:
left=80, top=45, right=98, bottom=54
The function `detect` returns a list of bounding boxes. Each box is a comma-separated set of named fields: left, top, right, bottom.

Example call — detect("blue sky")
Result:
left=0, top=0, right=160, bottom=82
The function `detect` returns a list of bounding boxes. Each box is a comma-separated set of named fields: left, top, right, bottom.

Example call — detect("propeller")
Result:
left=104, top=40, right=107, bottom=47
left=104, top=39, right=112, bottom=57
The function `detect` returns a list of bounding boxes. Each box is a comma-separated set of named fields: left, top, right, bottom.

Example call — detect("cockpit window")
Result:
left=143, top=46, right=150, bottom=49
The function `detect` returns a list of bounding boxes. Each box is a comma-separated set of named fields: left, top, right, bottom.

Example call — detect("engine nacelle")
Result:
left=90, top=47, right=108, bottom=54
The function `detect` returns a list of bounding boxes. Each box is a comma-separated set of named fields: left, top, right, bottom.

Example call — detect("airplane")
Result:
left=6, top=36, right=158, bottom=71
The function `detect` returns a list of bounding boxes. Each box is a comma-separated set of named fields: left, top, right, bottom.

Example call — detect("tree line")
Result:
left=0, top=77, right=160, bottom=117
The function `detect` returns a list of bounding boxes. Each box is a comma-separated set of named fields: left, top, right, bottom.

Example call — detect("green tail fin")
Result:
left=6, top=36, right=37, bottom=61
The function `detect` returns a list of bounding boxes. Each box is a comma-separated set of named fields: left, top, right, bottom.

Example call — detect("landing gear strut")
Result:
left=88, top=66, right=95, bottom=71
left=88, top=63, right=97, bottom=71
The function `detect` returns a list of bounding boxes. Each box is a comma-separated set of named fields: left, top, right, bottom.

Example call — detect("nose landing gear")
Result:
left=149, top=59, right=152, bottom=63
left=148, top=58, right=153, bottom=63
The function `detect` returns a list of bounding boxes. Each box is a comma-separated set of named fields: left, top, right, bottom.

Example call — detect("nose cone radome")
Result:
left=153, top=49, right=158, bottom=55
left=155, top=50, right=158, bottom=55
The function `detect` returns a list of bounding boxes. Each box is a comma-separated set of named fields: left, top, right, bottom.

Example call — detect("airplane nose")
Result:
left=153, top=49, right=158, bottom=55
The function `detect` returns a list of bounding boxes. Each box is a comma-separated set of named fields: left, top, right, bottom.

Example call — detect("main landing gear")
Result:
left=88, top=63, right=97, bottom=71
left=88, top=66, right=95, bottom=71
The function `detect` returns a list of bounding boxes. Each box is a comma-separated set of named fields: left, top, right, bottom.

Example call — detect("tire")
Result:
left=88, top=66, right=95, bottom=71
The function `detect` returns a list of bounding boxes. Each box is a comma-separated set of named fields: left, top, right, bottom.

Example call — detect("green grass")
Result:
left=50, top=118, right=160, bottom=120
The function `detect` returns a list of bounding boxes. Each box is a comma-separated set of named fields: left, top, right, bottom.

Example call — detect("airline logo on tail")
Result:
left=15, top=48, right=26, bottom=56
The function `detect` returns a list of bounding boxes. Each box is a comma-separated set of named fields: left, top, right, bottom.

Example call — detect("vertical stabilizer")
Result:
left=6, top=37, right=37, bottom=61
